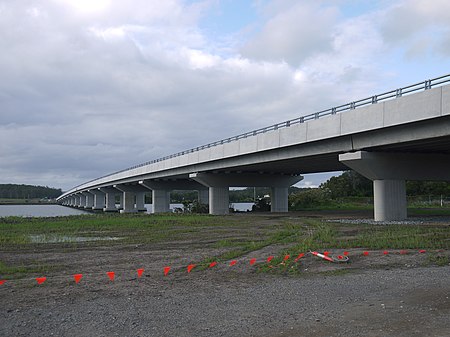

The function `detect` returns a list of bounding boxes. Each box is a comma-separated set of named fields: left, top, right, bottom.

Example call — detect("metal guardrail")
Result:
left=66, top=74, right=450, bottom=194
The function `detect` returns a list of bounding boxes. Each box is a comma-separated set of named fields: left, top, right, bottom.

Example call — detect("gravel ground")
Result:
left=1, top=265, right=449, bottom=337
left=1, top=212, right=449, bottom=336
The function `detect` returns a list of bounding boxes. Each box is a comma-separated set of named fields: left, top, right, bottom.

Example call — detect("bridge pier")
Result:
left=82, top=192, right=94, bottom=209
left=373, top=180, right=407, bottom=221
left=74, top=194, right=81, bottom=207
left=79, top=193, right=86, bottom=208
left=271, top=187, right=289, bottom=212
left=88, top=189, right=106, bottom=210
left=190, top=172, right=303, bottom=215
left=114, top=184, right=148, bottom=213
left=140, top=179, right=208, bottom=213
left=340, top=151, right=450, bottom=221
left=99, top=187, right=119, bottom=212
left=209, top=187, right=229, bottom=215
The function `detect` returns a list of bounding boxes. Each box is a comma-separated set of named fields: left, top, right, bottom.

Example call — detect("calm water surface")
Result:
left=0, top=203, right=255, bottom=217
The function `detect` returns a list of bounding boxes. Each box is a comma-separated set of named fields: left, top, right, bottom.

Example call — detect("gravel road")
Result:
left=1, top=266, right=449, bottom=337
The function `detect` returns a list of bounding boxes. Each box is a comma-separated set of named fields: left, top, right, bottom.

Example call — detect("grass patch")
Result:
left=427, top=253, right=450, bottom=266
left=1, top=212, right=449, bottom=278
left=0, top=260, right=59, bottom=279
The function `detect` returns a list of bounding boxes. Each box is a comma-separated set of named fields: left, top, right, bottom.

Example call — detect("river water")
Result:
left=0, top=203, right=255, bottom=217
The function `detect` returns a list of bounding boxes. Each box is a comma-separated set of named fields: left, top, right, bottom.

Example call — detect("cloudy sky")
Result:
left=1, top=0, right=450, bottom=191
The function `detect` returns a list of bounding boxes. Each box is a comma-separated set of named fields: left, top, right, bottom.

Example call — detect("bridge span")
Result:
left=57, top=75, right=450, bottom=221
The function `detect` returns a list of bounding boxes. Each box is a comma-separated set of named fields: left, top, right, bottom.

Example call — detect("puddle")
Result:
left=29, top=234, right=123, bottom=243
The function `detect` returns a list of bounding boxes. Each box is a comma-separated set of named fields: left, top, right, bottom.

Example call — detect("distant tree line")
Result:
left=289, top=171, right=450, bottom=209
left=168, top=187, right=304, bottom=204
left=0, top=184, right=62, bottom=199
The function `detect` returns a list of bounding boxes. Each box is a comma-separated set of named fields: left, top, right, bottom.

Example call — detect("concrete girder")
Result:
left=189, top=172, right=303, bottom=188
left=139, top=179, right=207, bottom=191
left=339, top=151, right=450, bottom=221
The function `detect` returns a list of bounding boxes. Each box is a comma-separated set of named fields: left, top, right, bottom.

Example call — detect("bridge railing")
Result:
left=68, top=74, right=450, bottom=193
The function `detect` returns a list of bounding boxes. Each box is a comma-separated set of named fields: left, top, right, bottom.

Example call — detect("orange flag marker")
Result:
left=283, top=255, right=290, bottom=261
left=137, top=269, right=144, bottom=278
left=229, top=260, right=237, bottom=266
left=73, top=274, right=83, bottom=284
left=107, top=272, right=115, bottom=281
left=383, top=250, right=389, bottom=255
left=250, top=258, right=257, bottom=266
left=419, top=249, right=426, bottom=254
left=323, top=251, right=330, bottom=257
left=164, top=266, right=171, bottom=276
left=343, top=251, right=349, bottom=256
left=363, top=251, right=369, bottom=256
left=187, top=264, right=196, bottom=273
left=294, top=253, right=304, bottom=262
left=36, top=277, right=46, bottom=285
left=208, top=261, right=217, bottom=268
left=0, top=280, right=5, bottom=285
left=267, top=256, right=274, bottom=263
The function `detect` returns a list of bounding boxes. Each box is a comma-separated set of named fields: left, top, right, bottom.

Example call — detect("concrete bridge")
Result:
left=57, top=75, right=450, bottom=221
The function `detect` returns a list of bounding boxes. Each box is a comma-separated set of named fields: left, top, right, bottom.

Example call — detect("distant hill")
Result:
left=0, top=184, right=62, bottom=199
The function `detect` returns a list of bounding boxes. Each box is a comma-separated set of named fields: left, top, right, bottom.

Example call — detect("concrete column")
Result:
left=121, top=192, right=137, bottom=213
left=136, top=192, right=147, bottom=212
left=89, top=190, right=105, bottom=210
left=271, top=187, right=289, bottom=212
left=339, top=151, right=450, bottom=221
left=152, top=190, right=171, bottom=213
left=190, top=172, right=302, bottom=215
left=374, top=180, right=407, bottom=221
left=139, top=179, right=207, bottom=213
left=79, top=194, right=87, bottom=208
left=209, top=187, right=230, bottom=215
left=99, top=187, right=119, bottom=212
left=198, top=189, right=209, bottom=205
left=83, top=192, right=94, bottom=209
left=114, top=184, right=149, bottom=213
left=74, top=195, right=81, bottom=207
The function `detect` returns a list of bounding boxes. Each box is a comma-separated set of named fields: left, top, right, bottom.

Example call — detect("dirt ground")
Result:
left=0, top=211, right=449, bottom=336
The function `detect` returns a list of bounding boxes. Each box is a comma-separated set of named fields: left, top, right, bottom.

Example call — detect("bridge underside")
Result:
left=59, top=113, right=450, bottom=221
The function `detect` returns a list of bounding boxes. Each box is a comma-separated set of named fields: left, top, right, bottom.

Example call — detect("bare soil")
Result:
left=0, top=211, right=449, bottom=337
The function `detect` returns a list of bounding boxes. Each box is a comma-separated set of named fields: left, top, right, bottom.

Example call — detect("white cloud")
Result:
left=0, top=0, right=449, bottom=190
left=240, top=1, right=339, bottom=66
left=380, top=0, right=450, bottom=57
